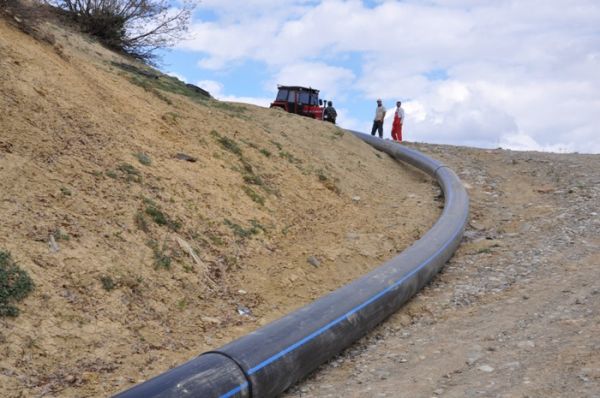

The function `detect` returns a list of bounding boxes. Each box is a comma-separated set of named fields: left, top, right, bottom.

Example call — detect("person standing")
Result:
left=391, top=101, right=404, bottom=142
left=371, top=99, right=386, bottom=138
left=323, top=101, right=337, bottom=124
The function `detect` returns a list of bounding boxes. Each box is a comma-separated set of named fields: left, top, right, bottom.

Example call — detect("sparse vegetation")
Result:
left=316, top=170, right=341, bottom=194
left=242, top=186, right=265, bottom=205
left=143, top=199, right=180, bottom=231
left=270, top=140, right=283, bottom=150
left=53, top=228, right=70, bottom=241
left=260, top=148, right=271, bottom=157
left=210, top=101, right=247, bottom=115
left=279, top=150, right=302, bottom=165
left=135, top=152, right=151, bottom=166
left=60, top=186, right=72, bottom=196
left=115, top=162, right=142, bottom=182
left=243, top=174, right=263, bottom=186
left=162, top=112, right=180, bottom=125
left=148, top=240, right=172, bottom=269
left=128, top=75, right=172, bottom=104
left=217, top=136, right=242, bottom=156
left=206, top=231, right=224, bottom=246
left=100, top=275, right=115, bottom=291
left=0, top=251, right=34, bottom=317
left=134, top=211, right=149, bottom=232
left=224, top=219, right=262, bottom=239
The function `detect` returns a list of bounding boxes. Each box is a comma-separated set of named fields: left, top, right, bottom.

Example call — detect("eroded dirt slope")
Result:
left=0, top=16, right=440, bottom=396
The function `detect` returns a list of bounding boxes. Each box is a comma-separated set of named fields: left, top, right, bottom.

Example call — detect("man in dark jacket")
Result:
left=323, top=101, right=337, bottom=124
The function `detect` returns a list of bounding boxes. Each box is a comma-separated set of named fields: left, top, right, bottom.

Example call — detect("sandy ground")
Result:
left=284, top=145, right=600, bottom=398
left=1, top=10, right=598, bottom=398
left=0, top=16, right=440, bottom=396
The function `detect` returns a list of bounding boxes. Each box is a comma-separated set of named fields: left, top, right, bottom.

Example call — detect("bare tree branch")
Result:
left=47, top=0, right=196, bottom=62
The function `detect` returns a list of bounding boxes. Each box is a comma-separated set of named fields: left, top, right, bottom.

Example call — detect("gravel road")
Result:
left=284, top=144, right=600, bottom=398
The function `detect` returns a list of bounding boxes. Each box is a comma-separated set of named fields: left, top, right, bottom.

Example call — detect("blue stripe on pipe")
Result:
left=218, top=382, right=248, bottom=398
left=219, top=189, right=465, bottom=398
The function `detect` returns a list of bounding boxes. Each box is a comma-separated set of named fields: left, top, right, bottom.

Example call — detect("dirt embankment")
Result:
left=284, top=145, right=600, bottom=398
left=1, top=16, right=440, bottom=396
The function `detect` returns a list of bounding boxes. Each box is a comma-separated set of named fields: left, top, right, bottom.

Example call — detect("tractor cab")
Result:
left=270, top=85, right=324, bottom=120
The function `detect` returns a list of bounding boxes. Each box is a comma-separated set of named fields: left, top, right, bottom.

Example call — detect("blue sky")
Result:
left=158, top=0, right=600, bottom=154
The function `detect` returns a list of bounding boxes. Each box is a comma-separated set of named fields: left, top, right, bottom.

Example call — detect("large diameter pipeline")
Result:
left=114, top=132, right=469, bottom=398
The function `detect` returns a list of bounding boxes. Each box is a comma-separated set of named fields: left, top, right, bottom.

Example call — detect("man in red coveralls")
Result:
left=391, top=101, right=404, bottom=142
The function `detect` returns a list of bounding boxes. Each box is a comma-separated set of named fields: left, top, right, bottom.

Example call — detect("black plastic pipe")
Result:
left=114, top=132, right=469, bottom=398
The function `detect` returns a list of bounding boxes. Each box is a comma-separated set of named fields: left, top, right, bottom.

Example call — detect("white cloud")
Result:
left=166, top=71, right=188, bottom=82
left=198, top=79, right=272, bottom=107
left=271, top=62, right=355, bottom=99
left=196, top=80, right=223, bottom=96
left=177, top=0, right=600, bottom=153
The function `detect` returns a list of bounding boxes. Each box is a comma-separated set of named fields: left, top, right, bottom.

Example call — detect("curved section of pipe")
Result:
left=114, top=132, right=469, bottom=398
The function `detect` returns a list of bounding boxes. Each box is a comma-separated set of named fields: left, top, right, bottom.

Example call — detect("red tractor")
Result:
left=270, top=85, right=325, bottom=120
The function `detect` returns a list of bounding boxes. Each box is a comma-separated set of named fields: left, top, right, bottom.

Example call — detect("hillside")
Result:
left=0, top=13, right=440, bottom=396
left=3, top=8, right=599, bottom=398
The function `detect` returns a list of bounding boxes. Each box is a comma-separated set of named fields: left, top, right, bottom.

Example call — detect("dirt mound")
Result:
left=0, top=16, right=440, bottom=396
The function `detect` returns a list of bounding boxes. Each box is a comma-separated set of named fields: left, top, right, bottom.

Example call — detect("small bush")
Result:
left=206, top=231, right=224, bottom=246
left=270, top=140, right=283, bottom=150
left=243, top=174, right=263, bottom=186
left=53, top=228, right=70, bottom=241
left=260, top=148, right=271, bottom=157
left=224, top=219, right=261, bottom=239
left=134, top=211, right=149, bottom=232
left=135, top=152, right=152, bottom=166
left=100, top=276, right=115, bottom=291
left=0, top=251, right=34, bottom=317
left=217, top=136, right=242, bottom=156
left=242, top=186, right=265, bottom=205
left=144, top=200, right=180, bottom=231
left=279, top=151, right=302, bottom=164
left=148, top=240, right=172, bottom=269
left=117, top=163, right=142, bottom=182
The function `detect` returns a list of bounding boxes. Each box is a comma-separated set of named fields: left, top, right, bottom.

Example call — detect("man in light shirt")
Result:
left=391, top=101, right=404, bottom=142
left=370, top=99, right=386, bottom=138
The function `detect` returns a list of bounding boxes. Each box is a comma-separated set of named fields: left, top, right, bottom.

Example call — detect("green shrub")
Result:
left=224, top=219, right=261, bottom=239
left=116, top=163, right=142, bottom=182
left=143, top=200, right=180, bottom=231
left=135, top=152, right=152, bottom=166
left=279, top=151, right=302, bottom=164
left=260, top=148, right=271, bottom=157
left=243, top=174, right=263, bottom=186
left=0, top=251, right=34, bottom=317
left=242, top=186, right=265, bottom=205
left=148, top=240, right=172, bottom=269
left=100, top=276, right=115, bottom=291
left=217, top=136, right=242, bottom=156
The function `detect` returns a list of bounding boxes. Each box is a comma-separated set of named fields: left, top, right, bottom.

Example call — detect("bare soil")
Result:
left=0, top=16, right=439, bottom=397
